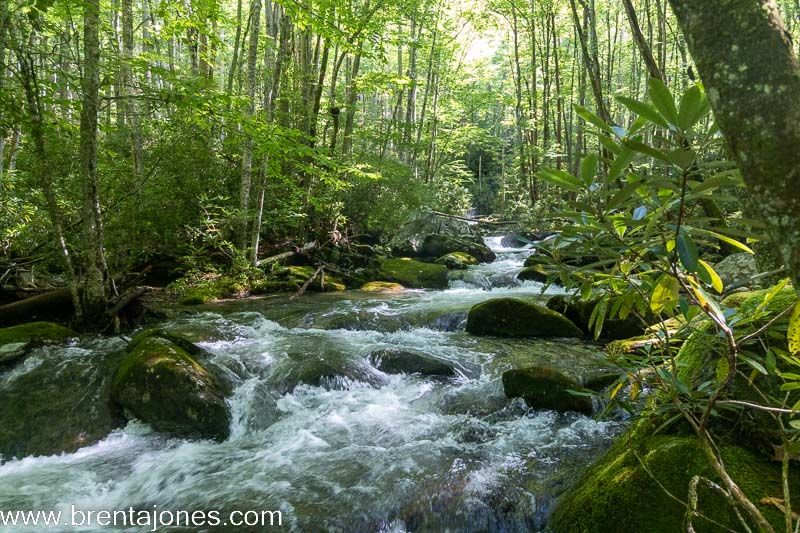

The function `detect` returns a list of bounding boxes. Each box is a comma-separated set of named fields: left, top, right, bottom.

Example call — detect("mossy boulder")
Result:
left=359, top=281, right=406, bottom=293
left=547, top=295, right=654, bottom=340
left=551, top=425, right=798, bottom=533
left=374, top=258, right=449, bottom=289
left=370, top=349, right=457, bottom=378
left=111, top=334, right=231, bottom=440
left=435, top=252, right=479, bottom=270
left=421, top=234, right=496, bottom=263
left=465, top=298, right=583, bottom=338
left=0, top=321, right=76, bottom=366
left=502, top=367, right=593, bottom=414
left=517, top=265, right=550, bottom=283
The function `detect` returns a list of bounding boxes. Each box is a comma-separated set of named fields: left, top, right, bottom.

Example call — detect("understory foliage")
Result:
left=536, top=79, right=800, bottom=531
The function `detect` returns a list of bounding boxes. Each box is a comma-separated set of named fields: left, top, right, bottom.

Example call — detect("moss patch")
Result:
left=551, top=427, right=798, bottom=533
left=0, top=322, right=75, bottom=345
left=502, top=367, right=593, bottom=414
left=360, top=281, right=406, bottom=292
left=436, top=252, right=479, bottom=270
left=466, top=298, right=583, bottom=338
left=375, top=258, right=449, bottom=289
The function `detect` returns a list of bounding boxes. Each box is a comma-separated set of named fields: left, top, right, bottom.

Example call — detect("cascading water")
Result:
left=0, top=237, right=621, bottom=532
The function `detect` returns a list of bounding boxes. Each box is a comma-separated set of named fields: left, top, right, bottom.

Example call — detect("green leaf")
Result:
left=537, top=168, right=583, bottom=193
left=580, top=154, right=599, bottom=186
left=698, top=259, right=724, bottom=293
left=651, top=274, right=680, bottom=314
left=575, top=105, right=613, bottom=134
left=789, top=300, right=800, bottom=356
left=678, top=85, right=710, bottom=131
left=615, top=95, right=668, bottom=128
left=607, top=177, right=644, bottom=210
left=648, top=78, right=679, bottom=126
left=622, top=139, right=671, bottom=164
left=667, top=149, right=696, bottom=170
left=608, top=148, right=636, bottom=182
left=693, top=228, right=755, bottom=254
left=677, top=231, right=699, bottom=272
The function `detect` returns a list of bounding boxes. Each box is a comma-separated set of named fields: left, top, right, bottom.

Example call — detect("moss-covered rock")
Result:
left=502, top=367, right=593, bottom=414
left=517, top=265, right=550, bottom=283
left=550, top=426, right=798, bottom=533
left=0, top=321, right=76, bottom=366
left=374, top=258, right=449, bottom=289
left=359, top=281, right=406, bottom=292
left=421, top=234, right=496, bottom=263
left=465, top=298, right=583, bottom=338
left=547, top=295, right=654, bottom=340
left=111, top=335, right=231, bottom=440
left=435, top=252, right=479, bottom=270
left=370, top=349, right=457, bottom=378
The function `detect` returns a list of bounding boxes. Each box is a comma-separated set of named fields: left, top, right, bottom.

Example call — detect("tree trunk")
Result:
left=79, top=0, right=108, bottom=319
left=622, top=0, right=664, bottom=80
left=668, top=0, right=800, bottom=290
left=239, top=0, right=261, bottom=252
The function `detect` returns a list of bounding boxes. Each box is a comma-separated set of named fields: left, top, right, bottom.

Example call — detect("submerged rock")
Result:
left=374, top=258, right=449, bottom=289
left=111, top=333, right=231, bottom=441
left=272, top=354, right=387, bottom=394
left=422, top=235, right=496, bottom=263
left=465, top=298, right=583, bottom=338
left=370, top=349, right=457, bottom=378
left=0, top=321, right=76, bottom=367
left=0, top=340, right=126, bottom=459
left=502, top=367, right=593, bottom=414
left=435, top=252, right=479, bottom=270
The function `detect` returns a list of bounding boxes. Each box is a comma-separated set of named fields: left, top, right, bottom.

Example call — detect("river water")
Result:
left=0, top=238, right=622, bottom=532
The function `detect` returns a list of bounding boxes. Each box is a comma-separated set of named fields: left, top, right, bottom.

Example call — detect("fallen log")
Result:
left=0, top=288, right=75, bottom=326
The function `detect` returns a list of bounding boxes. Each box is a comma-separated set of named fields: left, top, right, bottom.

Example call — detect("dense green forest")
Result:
left=1, top=0, right=800, bottom=531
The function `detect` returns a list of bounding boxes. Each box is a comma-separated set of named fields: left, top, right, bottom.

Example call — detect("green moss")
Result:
left=435, top=252, right=479, bottom=270
left=112, top=336, right=230, bottom=440
left=551, top=426, right=798, bottom=533
left=465, top=298, right=583, bottom=338
left=502, top=367, right=593, bottom=414
left=517, top=265, right=549, bottom=282
left=360, top=281, right=406, bottom=292
left=374, top=258, right=449, bottom=289
left=0, top=321, right=75, bottom=345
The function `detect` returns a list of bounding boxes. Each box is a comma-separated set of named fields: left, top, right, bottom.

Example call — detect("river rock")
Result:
left=0, top=340, right=126, bottom=459
left=713, top=252, right=759, bottom=288
left=374, top=258, right=449, bottom=289
left=388, top=211, right=483, bottom=257
left=360, top=281, right=406, bottom=292
left=502, top=367, right=593, bottom=414
left=422, top=235, right=496, bottom=263
left=111, top=333, right=231, bottom=441
left=465, top=298, right=583, bottom=338
left=435, top=252, right=479, bottom=270
left=0, top=321, right=76, bottom=367
left=274, top=355, right=387, bottom=394
left=517, top=265, right=550, bottom=283
left=370, top=349, right=457, bottom=378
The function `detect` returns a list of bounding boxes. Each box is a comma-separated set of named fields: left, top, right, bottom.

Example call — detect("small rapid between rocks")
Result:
left=0, top=237, right=623, bottom=532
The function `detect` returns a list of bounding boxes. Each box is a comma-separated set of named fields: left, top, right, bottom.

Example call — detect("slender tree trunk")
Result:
left=622, top=0, right=663, bottom=80
left=79, top=0, right=108, bottom=318
left=239, top=0, right=261, bottom=252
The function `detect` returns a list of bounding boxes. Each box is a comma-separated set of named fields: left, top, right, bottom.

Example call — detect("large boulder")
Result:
left=713, top=252, right=759, bottom=289
left=551, top=423, right=798, bottom=533
left=360, top=281, right=406, bottom=293
left=466, top=298, right=583, bottom=338
left=370, top=349, right=457, bottom=378
left=502, top=367, right=593, bottom=414
left=388, top=211, right=483, bottom=257
left=422, top=235, right=496, bottom=263
left=111, top=333, right=231, bottom=441
left=374, top=258, right=449, bottom=289
left=547, top=295, right=653, bottom=340
left=0, top=321, right=76, bottom=366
